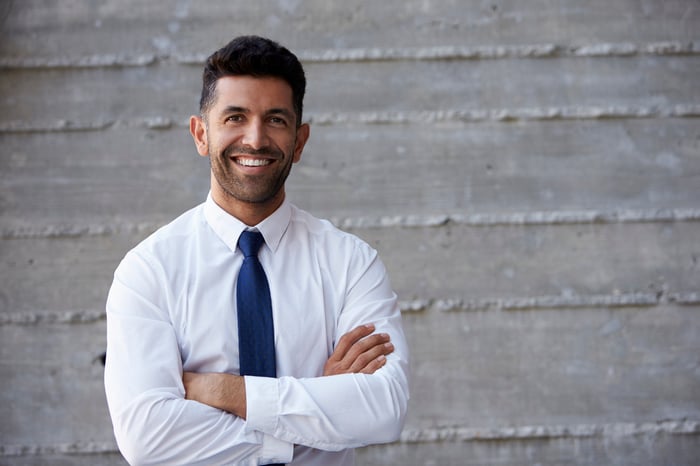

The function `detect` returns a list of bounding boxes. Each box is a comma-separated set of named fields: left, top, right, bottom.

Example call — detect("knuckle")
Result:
left=357, top=353, right=372, bottom=367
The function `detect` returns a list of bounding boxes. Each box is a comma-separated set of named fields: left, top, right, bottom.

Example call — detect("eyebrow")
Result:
left=222, top=105, right=248, bottom=115
left=221, top=105, right=295, bottom=120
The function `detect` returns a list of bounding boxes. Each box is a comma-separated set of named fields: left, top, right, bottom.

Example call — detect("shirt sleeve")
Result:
left=104, top=250, right=294, bottom=466
left=244, top=243, right=410, bottom=451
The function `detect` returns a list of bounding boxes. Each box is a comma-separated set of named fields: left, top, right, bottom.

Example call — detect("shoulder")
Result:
left=144, top=203, right=204, bottom=246
left=120, top=203, right=207, bottom=270
left=287, top=206, right=395, bottom=305
left=288, top=204, right=378, bottom=261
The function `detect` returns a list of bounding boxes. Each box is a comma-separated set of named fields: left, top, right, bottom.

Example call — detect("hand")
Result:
left=323, top=324, right=394, bottom=376
left=183, top=372, right=247, bottom=419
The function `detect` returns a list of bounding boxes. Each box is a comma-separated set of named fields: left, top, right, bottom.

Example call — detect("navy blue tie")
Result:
left=237, top=231, right=277, bottom=378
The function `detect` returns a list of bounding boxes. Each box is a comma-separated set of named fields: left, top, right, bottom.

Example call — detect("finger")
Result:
left=359, top=354, right=388, bottom=375
left=330, top=324, right=376, bottom=362
left=343, top=332, right=391, bottom=366
left=323, top=338, right=393, bottom=376
left=349, top=341, right=394, bottom=373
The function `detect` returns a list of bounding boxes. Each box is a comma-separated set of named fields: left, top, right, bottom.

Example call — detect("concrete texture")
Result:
left=1, top=1, right=698, bottom=464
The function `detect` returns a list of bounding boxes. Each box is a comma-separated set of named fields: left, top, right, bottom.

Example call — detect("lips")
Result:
left=234, top=157, right=273, bottom=167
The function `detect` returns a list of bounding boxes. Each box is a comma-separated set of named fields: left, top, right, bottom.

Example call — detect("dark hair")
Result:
left=199, top=35, right=306, bottom=125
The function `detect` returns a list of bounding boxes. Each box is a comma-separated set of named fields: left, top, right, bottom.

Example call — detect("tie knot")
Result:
left=238, top=230, right=265, bottom=258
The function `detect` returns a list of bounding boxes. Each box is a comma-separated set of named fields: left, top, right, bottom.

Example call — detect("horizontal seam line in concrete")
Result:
left=1, top=41, right=699, bottom=69
left=4, top=208, right=700, bottom=239
left=399, top=419, right=700, bottom=443
left=400, top=292, right=700, bottom=313
left=2, top=104, right=700, bottom=133
left=2, top=292, right=699, bottom=326
left=330, top=208, right=700, bottom=229
left=1, top=419, right=698, bottom=456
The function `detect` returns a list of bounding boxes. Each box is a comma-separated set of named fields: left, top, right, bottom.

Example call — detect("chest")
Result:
left=174, top=254, right=342, bottom=378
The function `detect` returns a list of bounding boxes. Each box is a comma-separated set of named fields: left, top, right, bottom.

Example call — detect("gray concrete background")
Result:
left=1, top=1, right=699, bottom=464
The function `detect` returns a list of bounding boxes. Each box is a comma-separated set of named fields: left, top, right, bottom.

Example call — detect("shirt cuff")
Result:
left=259, top=433, right=294, bottom=465
left=245, top=375, right=280, bottom=434
left=244, top=376, right=293, bottom=463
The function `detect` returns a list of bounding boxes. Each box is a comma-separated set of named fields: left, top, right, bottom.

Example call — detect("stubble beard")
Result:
left=211, top=143, right=294, bottom=205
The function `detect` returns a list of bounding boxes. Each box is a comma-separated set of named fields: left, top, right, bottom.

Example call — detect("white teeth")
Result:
left=237, top=158, right=271, bottom=167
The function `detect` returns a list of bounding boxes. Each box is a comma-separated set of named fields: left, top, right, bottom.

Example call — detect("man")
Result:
left=104, top=35, right=409, bottom=465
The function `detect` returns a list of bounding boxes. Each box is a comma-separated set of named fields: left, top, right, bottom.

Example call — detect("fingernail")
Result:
left=365, top=324, right=375, bottom=330
left=385, top=342, right=394, bottom=350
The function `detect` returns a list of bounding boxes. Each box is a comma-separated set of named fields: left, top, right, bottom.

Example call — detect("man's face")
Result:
left=191, top=76, right=309, bottom=214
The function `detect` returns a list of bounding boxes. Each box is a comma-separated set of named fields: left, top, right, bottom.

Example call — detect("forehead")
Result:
left=210, top=75, right=295, bottom=113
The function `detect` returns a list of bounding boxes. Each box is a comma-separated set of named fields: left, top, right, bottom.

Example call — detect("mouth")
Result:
left=233, top=156, right=274, bottom=167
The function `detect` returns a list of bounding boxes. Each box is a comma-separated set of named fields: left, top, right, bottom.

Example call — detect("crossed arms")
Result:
left=104, top=248, right=410, bottom=465
left=183, top=323, right=395, bottom=419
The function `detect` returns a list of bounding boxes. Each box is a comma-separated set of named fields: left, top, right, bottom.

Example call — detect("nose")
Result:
left=240, top=119, right=268, bottom=150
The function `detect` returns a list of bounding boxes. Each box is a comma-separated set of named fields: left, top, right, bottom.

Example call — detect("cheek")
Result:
left=210, top=127, right=240, bottom=149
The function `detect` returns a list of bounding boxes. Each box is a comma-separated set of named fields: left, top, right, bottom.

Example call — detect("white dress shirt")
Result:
left=104, top=194, right=410, bottom=466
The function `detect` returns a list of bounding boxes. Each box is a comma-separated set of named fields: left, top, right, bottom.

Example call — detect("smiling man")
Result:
left=104, top=36, right=409, bottom=465
left=193, top=75, right=306, bottom=226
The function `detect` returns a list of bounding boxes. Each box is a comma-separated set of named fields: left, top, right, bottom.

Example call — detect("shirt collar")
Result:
left=203, top=192, right=291, bottom=254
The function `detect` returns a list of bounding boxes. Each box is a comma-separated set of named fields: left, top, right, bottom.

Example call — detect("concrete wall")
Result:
left=1, top=1, right=699, bottom=464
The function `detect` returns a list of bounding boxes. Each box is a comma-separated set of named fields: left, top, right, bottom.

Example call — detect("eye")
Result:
left=268, top=116, right=287, bottom=126
left=225, top=114, right=244, bottom=123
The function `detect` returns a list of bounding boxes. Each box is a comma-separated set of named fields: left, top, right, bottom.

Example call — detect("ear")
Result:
left=292, top=123, right=310, bottom=163
left=190, top=115, right=209, bottom=156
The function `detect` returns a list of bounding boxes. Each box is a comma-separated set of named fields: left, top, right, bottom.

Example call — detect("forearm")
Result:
left=183, top=372, right=247, bottom=418
left=246, top=359, right=409, bottom=450
left=107, top=388, right=280, bottom=465
left=184, top=323, right=409, bottom=451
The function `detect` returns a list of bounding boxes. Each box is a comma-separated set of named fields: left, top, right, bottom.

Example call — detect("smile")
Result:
left=235, top=157, right=273, bottom=167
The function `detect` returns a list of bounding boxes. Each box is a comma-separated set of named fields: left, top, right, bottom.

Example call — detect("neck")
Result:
left=211, top=183, right=285, bottom=227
